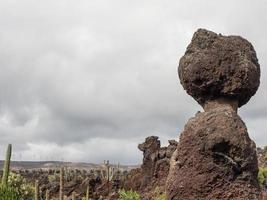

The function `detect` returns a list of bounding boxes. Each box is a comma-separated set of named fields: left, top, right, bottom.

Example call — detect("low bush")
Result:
left=258, top=167, right=267, bottom=187
left=8, top=172, right=34, bottom=200
left=118, top=189, right=141, bottom=200
left=0, top=184, right=22, bottom=200
left=154, top=186, right=167, bottom=200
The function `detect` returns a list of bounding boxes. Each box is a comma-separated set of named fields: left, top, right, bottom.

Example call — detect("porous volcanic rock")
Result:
left=138, top=136, right=160, bottom=186
left=166, top=29, right=262, bottom=200
left=133, top=136, right=178, bottom=199
left=166, top=104, right=261, bottom=199
left=138, top=136, right=178, bottom=188
left=178, top=29, right=260, bottom=107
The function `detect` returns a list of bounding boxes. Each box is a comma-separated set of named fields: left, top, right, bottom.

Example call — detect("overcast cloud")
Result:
left=0, top=0, right=266, bottom=164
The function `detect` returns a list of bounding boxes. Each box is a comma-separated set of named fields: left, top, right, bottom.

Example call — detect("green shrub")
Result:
left=7, top=172, right=34, bottom=200
left=155, top=193, right=167, bottom=200
left=118, top=189, right=141, bottom=200
left=258, top=167, right=267, bottom=187
left=154, top=186, right=167, bottom=200
left=0, top=184, right=21, bottom=200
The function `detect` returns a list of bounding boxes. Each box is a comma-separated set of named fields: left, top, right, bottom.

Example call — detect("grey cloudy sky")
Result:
left=0, top=0, right=266, bottom=164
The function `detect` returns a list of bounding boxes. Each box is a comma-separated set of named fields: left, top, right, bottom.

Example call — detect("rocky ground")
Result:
left=126, top=136, right=267, bottom=200
left=4, top=136, right=265, bottom=199
left=7, top=164, right=130, bottom=199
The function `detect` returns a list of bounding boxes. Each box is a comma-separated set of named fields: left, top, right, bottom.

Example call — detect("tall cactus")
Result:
left=106, top=160, right=110, bottom=194
left=59, top=167, right=64, bottom=200
left=107, top=160, right=110, bottom=181
left=2, top=144, right=12, bottom=186
left=72, top=191, right=76, bottom=200
left=86, top=185, right=89, bottom=200
left=45, top=189, right=50, bottom=200
left=35, top=180, right=39, bottom=200
left=101, top=160, right=114, bottom=181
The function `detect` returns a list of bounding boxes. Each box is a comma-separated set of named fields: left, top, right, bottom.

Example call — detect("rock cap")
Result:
left=178, top=29, right=260, bottom=107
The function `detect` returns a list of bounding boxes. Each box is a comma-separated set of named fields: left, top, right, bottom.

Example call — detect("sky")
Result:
left=0, top=0, right=266, bottom=165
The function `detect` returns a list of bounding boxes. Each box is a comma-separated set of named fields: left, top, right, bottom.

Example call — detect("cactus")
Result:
left=86, top=185, right=89, bottom=200
left=59, top=167, right=64, bottom=200
left=35, top=180, right=39, bottom=200
left=0, top=184, right=21, bottom=200
left=107, top=160, right=110, bottom=181
left=106, top=160, right=111, bottom=194
left=101, top=160, right=114, bottom=181
left=2, top=144, right=12, bottom=186
left=72, top=191, right=76, bottom=200
left=45, top=189, right=50, bottom=200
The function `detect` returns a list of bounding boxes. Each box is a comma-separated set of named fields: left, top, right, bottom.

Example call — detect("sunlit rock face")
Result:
left=166, top=29, right=262, bottom=200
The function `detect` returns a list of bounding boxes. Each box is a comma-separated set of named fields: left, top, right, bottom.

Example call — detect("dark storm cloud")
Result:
left=0, top=0, right=266, bottom=164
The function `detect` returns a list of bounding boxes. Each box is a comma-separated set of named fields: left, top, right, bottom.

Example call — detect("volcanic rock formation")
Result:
left=138, top=136, right=178, bottom=188
left=166, top=29, right=262, bottom=200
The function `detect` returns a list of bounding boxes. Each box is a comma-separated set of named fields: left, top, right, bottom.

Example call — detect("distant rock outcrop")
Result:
left=138, top=136, right=178, bottom=188
left=166, top=29, right=262, bottom=200
left=123, top=136, right=177, bottom=199
left=138, top=136, right=160, bottom=186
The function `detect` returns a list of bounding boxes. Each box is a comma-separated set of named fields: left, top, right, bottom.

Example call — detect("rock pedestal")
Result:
left=166, top=29, right=262, bottom=200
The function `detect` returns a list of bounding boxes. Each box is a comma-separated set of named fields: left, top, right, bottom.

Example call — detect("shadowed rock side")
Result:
left=167, top=105, right=261, bottom=199
left=138, top=136, right=161, bottom=187
left=166, top=29, right=262, bottom=200
left=137, top=136, right=178, bottom=187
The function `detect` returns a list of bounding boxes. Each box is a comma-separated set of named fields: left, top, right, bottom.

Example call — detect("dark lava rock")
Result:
left=178, top=29, right=260, bottom=107
left=138, top=136, right=178, bottom=188
left=166, top=106, right=261, bottom=200
left=138, top=136, right=160, bottom=186
left=166, top=140, right=178, bottom=158
left=133, top=136, right=178, bottom=199
left=166, top=29, right=262, bottom=200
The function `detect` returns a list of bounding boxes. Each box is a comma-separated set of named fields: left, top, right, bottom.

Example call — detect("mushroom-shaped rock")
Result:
left=166, top=29, right=262, bottom=200
left=178, top=29, right=260, bottom=107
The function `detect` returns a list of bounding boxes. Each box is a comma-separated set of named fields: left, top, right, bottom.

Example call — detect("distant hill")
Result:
left=0, top=160, right=139, bottom=171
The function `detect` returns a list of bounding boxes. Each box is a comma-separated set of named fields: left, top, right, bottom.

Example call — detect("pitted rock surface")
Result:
left=167, top=29, right=261, bottom=200
left=138, top=136, right=161, bottom=186
left=178, top=29, right=260, bottom=107
left=166, top=106, right=261, bottom=200
left=138, top=136, right=178, bottom=191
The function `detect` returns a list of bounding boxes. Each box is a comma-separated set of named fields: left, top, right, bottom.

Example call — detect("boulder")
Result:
left=178, top=29, right=260, bottom=107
